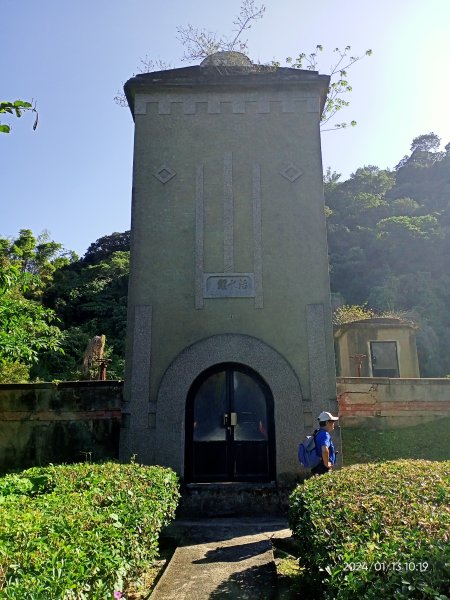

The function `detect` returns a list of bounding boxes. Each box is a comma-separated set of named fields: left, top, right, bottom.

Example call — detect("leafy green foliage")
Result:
left=289, top=460, right=450, bottom=599
left=333, top=304, right=375, bottom=326
left=0, top=362, right=30, bottom=384
left=81, top=231, right=130, bottom=266
left=0, top=462, right=180, bottom=598
left=38, top=244, right=130, bottom=380
left=0, top=230, right=127, bottom=382
left=410, top=133, right=441, bottom=153
left=0, top=265, right=63, bottom=377
left=1, top=229, right=77, bottom=295
left=119, top=4, right=369, bottom=131
left=0, top=100, right=38, bottom=134
left=285, top=45, right=372, bottom=130
left=0, top=231, right=78, bottom=381
left=326, top=136, right=450, bottom=375
left=5, top=127, right=450, bottom=381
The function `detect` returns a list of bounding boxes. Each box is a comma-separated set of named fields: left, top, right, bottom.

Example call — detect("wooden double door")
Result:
left=185, top=364, right=275, bottom=482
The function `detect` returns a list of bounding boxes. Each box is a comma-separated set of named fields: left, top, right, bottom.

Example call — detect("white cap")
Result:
left=318, top=411, right=339, bottom=422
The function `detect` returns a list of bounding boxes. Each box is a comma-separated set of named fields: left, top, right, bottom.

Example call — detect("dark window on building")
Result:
left=370, top=341, right=400, bottom=377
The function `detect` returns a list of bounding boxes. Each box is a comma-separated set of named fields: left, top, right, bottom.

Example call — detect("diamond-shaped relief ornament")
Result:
left=153, top=165, right=176, bottom=184
left=280, top=164, right=303, bottom=182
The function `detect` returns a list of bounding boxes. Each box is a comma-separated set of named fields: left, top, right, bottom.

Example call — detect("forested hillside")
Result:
left=0, top=231, right=129, bottom=382
left=1, top=132, right=449, bottom=382
left=326, top=133, right=450, bottom=376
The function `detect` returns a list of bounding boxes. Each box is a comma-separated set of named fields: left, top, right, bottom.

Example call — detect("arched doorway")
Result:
left=185, top=363, right=275, bottom=482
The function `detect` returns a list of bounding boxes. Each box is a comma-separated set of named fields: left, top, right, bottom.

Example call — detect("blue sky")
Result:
left=2, top=0, right=450, bottom=256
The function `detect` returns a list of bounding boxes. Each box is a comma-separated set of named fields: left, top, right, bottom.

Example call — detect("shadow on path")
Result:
left=151, top=518, right=292, bottom=600
left=209, top=563, right=278, bottom=599
left=193, top=540, right=270, bottom=564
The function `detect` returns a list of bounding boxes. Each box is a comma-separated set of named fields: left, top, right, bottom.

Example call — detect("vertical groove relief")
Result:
left=195, top=165, right=205, bottom=309
left=223, top=152, right=234, bottom=273
left=130, top=305, right=153, bottom=428
left=306, top=303, right=329, bottom=412
left=253, top=164, right=263, bottom=308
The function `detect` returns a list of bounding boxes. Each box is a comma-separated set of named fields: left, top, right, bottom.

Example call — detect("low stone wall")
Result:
left=0, top=381, right=122, bottom=473
left=337, top=377, right=450, bottom=429
left=3, top=378, right=449, bottom=473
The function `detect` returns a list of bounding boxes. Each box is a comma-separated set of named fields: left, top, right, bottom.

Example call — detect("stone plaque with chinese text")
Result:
left=203, top=273, right=255, bottom=298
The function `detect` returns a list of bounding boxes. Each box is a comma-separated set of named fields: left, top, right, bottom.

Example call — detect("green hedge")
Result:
left=289, top=460, right=450, bottom=599
left=0, top=462, right=180, bottom=599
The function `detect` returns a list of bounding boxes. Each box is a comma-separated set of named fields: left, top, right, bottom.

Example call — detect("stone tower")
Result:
left=120, top=52, right=338, bottom=483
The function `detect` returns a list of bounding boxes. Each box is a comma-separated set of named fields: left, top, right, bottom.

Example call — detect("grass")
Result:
left=341, top=417, right=450, bottom=465
left=123, top=547, right=175, bottom=599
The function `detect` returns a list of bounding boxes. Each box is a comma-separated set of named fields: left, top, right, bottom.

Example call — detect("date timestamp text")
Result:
left=343, top=562, right=429, bottom=573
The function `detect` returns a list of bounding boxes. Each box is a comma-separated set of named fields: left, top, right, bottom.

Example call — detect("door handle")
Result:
left=223, top=413, right=238, bottom=426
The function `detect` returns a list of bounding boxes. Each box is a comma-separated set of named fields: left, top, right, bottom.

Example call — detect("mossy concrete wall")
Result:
left=3, top=378, right=450, bottom=475
left=0, top=381, right=122, bottom=473
left=337, top=377, right=450, bottom=428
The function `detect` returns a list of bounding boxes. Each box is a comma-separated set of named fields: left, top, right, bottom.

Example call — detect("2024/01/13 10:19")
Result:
left=343, top=562, right=429, bottom=572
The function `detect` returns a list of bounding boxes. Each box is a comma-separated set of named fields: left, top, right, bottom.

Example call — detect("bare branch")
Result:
left=230, top=0, right=266, bottom=48
left=177, top=0, right=265, bottom=62
left=176, top=24, right=224, bottom=61
left=114, top=56, right=173, bottom=107
left=118, top=7, right=370, bottom=133
left=138, top=55, right=172, bottom=73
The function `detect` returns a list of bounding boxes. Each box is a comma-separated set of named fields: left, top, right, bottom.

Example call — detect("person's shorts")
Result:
left=311, top=462, right=330, bottom=476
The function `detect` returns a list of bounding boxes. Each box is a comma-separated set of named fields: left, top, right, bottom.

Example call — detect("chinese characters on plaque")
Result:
left=203, top=274, right=255, bottom=298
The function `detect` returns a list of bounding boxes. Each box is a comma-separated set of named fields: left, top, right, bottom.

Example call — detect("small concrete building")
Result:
left=120, top=52, right=337, bottom=484
left=334, top=317, right=420, bottom=378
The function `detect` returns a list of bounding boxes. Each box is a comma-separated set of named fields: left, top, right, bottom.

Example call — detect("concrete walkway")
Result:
left=152, top=518, right=292, bottom=599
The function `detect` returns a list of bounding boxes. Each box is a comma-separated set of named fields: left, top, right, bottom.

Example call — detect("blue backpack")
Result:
left=298, top=430, right=321, bottom=469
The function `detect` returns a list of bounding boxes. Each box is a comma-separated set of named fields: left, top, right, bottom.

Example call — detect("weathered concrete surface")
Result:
left=334, top=319, right=420, bottom=378
left=337, top=377, right=450, bottom=428
left=122, top=54, right=337, bottom=478
left=179, top=483, right=292, bottom=518
left=153, top=518, right=291, bottom=599
left=0, top=381, right=122, bottom=473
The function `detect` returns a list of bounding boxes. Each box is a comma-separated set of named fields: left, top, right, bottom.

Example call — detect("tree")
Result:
left=176, top=0, right=266, bottom=61
left=0, top=229, right=77, bottom=295
left=396, top=132, right=444, bottom=171
left=114, top=1, right=265, bottom=107
left=0, top=230, right=76, bottom=382
left=39, top=238, right=130, bottom=381
left=282, top=45, right=372, bottom=130
left=82, top=231, right=130, bottom=265
left=410, top=132, right=441, bottom=153
left=323, top=131, right=450, bottom=375
left=0, top=100, right=38, bottom=134
left=116, top=0, right=371, bottom=130
left=0, top=264, right=63, bottom=381
left=376, top=215, right=442, bottom=242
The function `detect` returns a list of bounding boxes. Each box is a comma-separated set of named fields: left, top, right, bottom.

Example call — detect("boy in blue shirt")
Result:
left=311, top=411, right=338, bottom=476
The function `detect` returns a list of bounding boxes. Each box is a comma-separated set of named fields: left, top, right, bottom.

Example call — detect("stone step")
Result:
left=178, top=482, right=293, bottom=517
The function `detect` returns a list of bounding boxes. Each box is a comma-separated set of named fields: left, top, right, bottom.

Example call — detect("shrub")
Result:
left=0, top=361, right=30, bottom=383
left=289, top=460, right=450, bottom=599
left=0, top=461, right=180, bottom=599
